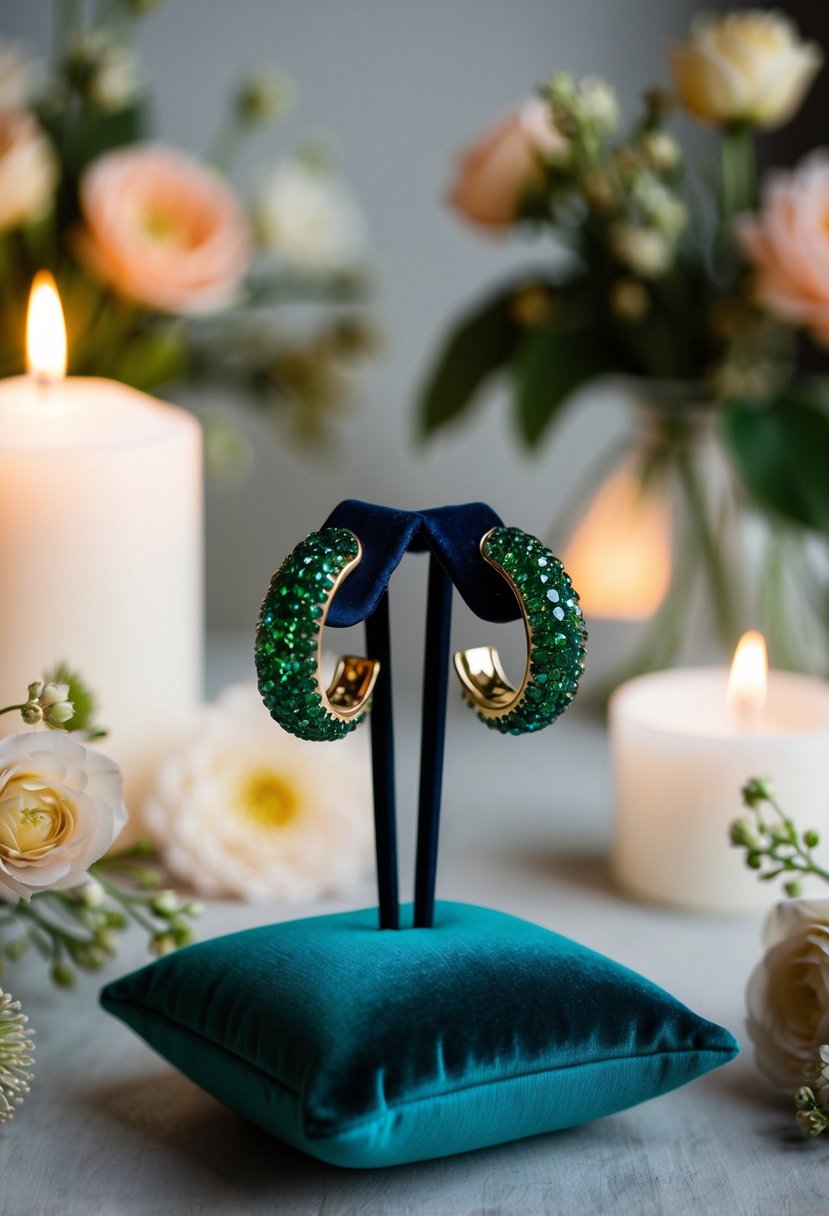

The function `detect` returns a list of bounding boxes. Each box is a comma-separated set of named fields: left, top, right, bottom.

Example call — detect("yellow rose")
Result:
left=668, top=10, right=823, bottom=129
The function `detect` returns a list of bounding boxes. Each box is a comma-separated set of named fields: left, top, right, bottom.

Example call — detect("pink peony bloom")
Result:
left=78, top=143, right=251, bottom=315
left=448, top=98, right=566, bottom=233
left=735, top=152, right=829, bottom=346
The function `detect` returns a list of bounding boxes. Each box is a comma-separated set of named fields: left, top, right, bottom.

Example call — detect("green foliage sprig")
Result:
left=730, top=777, right=829, bottom=898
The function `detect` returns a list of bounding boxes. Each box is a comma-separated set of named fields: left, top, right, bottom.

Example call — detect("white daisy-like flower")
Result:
left=144, top=680, right=374, bottom=903
left=0, top=988, right=34, bottom=1125
left=253, top=158, right=367, bottom=270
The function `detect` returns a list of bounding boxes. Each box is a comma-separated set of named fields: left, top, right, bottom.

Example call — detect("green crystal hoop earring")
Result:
left=454, top=526, right=586, bottom=735
left=255, top=527, right=380, bottom=742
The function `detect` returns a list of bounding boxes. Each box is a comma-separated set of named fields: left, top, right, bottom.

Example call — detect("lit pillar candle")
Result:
left=0, top=273, right=202, bottom=827
left=610, top=632, right=829, bottom=912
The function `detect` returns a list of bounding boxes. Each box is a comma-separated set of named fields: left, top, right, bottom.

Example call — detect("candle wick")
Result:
left=731, top=694, right=763, bottom=733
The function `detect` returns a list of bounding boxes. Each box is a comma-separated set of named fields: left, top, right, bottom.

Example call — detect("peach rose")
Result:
left=448, top=98, right=566, bottom=232
left=735, top=153, right=829, bottom=345
left=78, top=143, right=250, bottom=314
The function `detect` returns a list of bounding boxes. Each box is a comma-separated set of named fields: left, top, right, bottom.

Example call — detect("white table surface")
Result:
left=2, top=632, right=825, bottom=1216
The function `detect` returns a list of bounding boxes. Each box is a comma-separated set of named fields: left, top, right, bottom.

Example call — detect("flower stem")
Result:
left=674, top=442, right=741, bottom=650
left=92, top=874, right=159, bottom=934
left=721, top=125, right=756, bottom=221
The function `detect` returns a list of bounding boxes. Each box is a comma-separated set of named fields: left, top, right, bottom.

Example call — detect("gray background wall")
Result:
left=4, top=0, right=708, bottom=682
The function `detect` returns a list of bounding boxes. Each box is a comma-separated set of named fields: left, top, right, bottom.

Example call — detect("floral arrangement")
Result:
left=0, top=666, right=198, bottom=1124
left=731, top=779, right=829, bottom=1137
left=419, top=9, right=829, bottom=671
left=145, top=681, right=373, bottom=903
left=0, top=3, right=377, bottom=455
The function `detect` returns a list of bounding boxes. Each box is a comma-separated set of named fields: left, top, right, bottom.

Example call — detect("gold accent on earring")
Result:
left=453, top=529, right=531, bottom=721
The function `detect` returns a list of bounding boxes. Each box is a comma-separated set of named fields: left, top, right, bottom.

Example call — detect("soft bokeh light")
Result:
left=26, top=270, right=66, bottom=383
left=562, top=467, right=672, bottom=620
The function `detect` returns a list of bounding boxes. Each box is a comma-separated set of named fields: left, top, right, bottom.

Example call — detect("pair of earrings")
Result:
left=255, top=525, right=586, bottom=741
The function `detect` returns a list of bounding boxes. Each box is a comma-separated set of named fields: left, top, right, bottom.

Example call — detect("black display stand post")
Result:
left=413, top=554, right=453, bottom=929
left=363, top=591, right=400, bottom=931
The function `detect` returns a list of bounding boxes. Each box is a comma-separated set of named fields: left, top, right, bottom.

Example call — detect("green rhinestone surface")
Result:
left=255, top=528, right=363, bottom=742
left=475, top=526, right=587, bottom=735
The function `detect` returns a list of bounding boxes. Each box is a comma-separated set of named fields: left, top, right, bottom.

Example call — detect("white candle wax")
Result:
left=610, top=667, right=829, bottom=912
left=0, top=374, right=202, bottom=829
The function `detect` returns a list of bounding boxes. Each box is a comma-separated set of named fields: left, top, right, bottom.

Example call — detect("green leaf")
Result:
left=73, top=100, right=148, bottom=173
left=513, top=323, right=607, bottom=447
left=418, top=288, right=522, bottom=439
left=109, top=329, right=188, bottom=391
left=721, top=395, right=829, bottom=533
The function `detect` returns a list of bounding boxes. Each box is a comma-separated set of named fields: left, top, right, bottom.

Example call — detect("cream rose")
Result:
left=0, top=731, right=127, bottom=902
left=734, top=152, right=829, bottom=346
left=78, top=143, right=251, bottom=314
left=144, top=681, right=373, bottom=903
left=0, top=111, right=57, bottom=233
left=448, top=98, right=567, bottom=232
left=668, top=10, right=823, bottom=130
left=746, top=899, right=829, bottom=1093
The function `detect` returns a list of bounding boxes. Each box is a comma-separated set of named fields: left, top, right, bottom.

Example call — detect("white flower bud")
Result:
left=20, top=702, right=43, bottom=726
left=76, top=877, right=105, bottom=908
left=633, top=178, right=688, bottom=238
left=641, top=130, right=681, bottom=173
left=39, top=682, right=69, bottom=708
left=151, top=889, right=180, bottom=917
left=797, top=1107, right=828, bottom=1136
left=576, top=77, right=620, bottom=135
left=609, top=223, right=673, bottom=278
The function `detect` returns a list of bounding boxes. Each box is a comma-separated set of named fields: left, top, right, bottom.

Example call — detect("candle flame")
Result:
left=26, top=271, right=67, bottom=384
left=562, top=468, right=672, bottom=620
left=727, top=630, right=768, bottom=728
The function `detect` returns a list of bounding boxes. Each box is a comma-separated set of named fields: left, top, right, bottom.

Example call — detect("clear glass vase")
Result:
left=559, top=380, right=828, bottom=691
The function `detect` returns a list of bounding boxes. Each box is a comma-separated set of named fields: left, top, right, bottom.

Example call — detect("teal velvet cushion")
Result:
left=101, top=901, right=737, bottom=1169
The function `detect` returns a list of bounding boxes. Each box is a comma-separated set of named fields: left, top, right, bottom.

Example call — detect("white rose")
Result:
left=668, top=10, right=823, bottom=130
left=746, top=899, right=829, bottom=1093
left=254, top=159, right=367, bottom=270
left=0, top=732, right=127, bottom=902
left=144, top=680, right=374, bottom=903
left=0, top=111, right=57, bottom=232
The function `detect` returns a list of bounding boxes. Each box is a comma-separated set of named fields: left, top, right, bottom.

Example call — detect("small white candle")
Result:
left=0, top=274, right=202, bottom=828
left=610, top=633, right=829, bottom=912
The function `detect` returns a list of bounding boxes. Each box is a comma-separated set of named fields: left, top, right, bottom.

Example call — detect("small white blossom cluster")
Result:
left=0, top=988, right=34, bottom=1125
left=546, top=72, right=620, bottom=152
left=64, top=29, right=141, bottom=113
left=536, top=74, right=687, bottom=313
left=795, top=1046, right=829, bottom=1136
left=20, top=680, right=74, bottom=728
